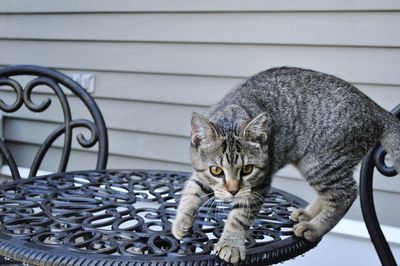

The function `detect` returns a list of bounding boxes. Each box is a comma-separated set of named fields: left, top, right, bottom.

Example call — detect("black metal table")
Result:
left=0, top=169, right=320, bottom=265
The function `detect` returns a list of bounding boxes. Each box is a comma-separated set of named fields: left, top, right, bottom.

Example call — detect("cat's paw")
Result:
left=214, top=237, right=246, bottom=264
left=290, top=208, right=312, bottom=222
left=293, top=222, right=322, bottom=242
left=172, top=214, right=193, bottom=240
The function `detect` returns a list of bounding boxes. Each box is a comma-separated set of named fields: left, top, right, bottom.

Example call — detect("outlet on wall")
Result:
left=70, top=73, right=95, bottom=94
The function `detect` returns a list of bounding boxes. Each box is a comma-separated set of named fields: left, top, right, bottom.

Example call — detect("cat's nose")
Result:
left=226, top=180, right=240, bottom=196
left=228, top=188, right=239, bottom=196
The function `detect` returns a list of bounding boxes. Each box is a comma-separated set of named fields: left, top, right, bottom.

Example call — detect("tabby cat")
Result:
left=172, top=67, right=400, bottom=263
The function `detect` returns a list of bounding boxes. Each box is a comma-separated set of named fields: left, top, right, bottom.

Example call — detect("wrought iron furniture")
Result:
left=0, top=65, right=108, bottom=180
left=360, top=104, right=400, bottom=266
left=0, top=169, right=320, bottom=265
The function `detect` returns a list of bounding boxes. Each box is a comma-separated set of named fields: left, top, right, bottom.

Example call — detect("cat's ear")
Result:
left=242, top=112, right=269, bottom=144
left=191, top=112, right=218, bottom=147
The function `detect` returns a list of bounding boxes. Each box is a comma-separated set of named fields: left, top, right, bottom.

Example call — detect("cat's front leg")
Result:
left=172, top=175, right=213, bottom=239
left=215, top=200, right=262, bottom=264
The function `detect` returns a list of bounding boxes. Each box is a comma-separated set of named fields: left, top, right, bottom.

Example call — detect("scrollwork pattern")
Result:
left=0, top=170, right=306, bottom=260
left=22, top=77, right=57, bottom=113
left=0, top=77, right=23, bottom=113
left=373, top=146, right=398, bottom=177
left=0, top=66, right=108, bottom=179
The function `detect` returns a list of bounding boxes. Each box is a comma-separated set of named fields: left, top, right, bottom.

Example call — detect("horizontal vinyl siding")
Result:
left=1, top=13, right=400, bottom=47
left=0, top=91, right=206, bottom=136
left=6, top=142, right=191, bottom=172
left=1, top=40, right=400, bottom=85
left=2, top=70, right=399, bottom=109
left=1, top=0, right=400, bottom=12
left=0, top=2, right=399, bottom=226
left=3, top=117, right=190, bottom=164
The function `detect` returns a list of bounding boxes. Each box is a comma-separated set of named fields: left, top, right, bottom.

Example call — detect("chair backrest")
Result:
left=360, top=104, right=399, bottom=266
left=0, top=65, right=108, bottom=180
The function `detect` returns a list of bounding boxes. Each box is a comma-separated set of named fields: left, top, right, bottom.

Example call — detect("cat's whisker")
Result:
left=252, top=191, right=262, bottom=198
left=252, top=192, right=266, bottom=204
left=204, top=197, right=216, bottom=221
left=193, top=196, right=215, bottom=223
left=221, top=200, right=227, bottom=217
left=201, top=195, right=214, bottom=209
left=219, top=200, right=225, bottom=219
left=204, top=195, right=215, bottom=208
left=199, top=192, right=214, bottom=200
left=215, top=200, right=221, bottom=221
left=251, top=195, right=262, bottom=204
left=253, top=196, right=264, bottom=208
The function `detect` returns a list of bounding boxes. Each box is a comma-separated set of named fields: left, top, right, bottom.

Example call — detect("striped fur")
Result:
left=172, top=67, right=400, bottom=264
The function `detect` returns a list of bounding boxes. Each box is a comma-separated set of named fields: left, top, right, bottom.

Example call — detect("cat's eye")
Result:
left=241, top=165, right=254, bottom=176
left=210, top=166, right=224, bottom=177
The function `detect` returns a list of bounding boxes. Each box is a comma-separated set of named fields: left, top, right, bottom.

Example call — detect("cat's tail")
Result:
left=381, top=114, right=400, bottom=173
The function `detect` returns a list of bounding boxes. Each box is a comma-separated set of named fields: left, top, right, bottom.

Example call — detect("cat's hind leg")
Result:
left=290, top=196, right=323, bottom=222
left=293, top=154, right=358, bottom=241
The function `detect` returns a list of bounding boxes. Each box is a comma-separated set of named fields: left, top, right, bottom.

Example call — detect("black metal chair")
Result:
left=0, top=65, right=108, bottom=180
left=360, top=104, right=400, bottom=266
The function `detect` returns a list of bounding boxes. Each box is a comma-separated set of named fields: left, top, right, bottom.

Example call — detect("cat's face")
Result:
left=190, top=112, right=271, bottom=204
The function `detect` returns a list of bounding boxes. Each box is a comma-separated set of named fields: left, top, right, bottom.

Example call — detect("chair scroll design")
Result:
left=360, top=104, right=400, bottom=266
left=0, top=65, right=108, bottom=180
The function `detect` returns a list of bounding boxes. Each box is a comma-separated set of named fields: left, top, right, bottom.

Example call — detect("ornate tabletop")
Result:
left=0, top=169, right=319, bottom=265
